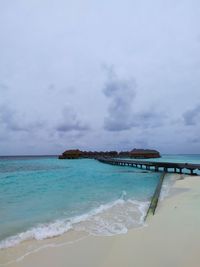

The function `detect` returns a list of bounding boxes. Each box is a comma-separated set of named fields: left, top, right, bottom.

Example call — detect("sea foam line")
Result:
left=0, top=196, right=149, bottom=250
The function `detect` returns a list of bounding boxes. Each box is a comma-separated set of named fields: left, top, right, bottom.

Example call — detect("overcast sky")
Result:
left=0, top=0, right=200, bottom=155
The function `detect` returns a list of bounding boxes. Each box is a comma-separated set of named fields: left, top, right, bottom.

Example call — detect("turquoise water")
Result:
left=0, top=154, right=199, bottom=249
left=0, top=156, right=160, bottom=248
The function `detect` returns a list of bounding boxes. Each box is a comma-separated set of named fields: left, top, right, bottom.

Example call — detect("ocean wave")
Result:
left=0, top=197, right=149, bottom=249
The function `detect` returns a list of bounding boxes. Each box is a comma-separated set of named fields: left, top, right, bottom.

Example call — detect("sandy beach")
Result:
left=1, top=174, right=200, bottom=267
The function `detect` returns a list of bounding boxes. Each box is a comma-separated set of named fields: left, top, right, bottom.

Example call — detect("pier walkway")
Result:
left=97, top=158, right=200, bottom=175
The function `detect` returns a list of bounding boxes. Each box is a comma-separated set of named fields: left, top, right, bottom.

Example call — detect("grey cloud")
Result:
left=56, top=106, right=90, bottom=132
left=0, top=105, right=44, bottom=132
left=57, top=124, right=89, bottom=132
left=183, top=105, right=200, bottom=126
left=190, top=137, right=199, bottom=143
left=103, top=72, right=136, bottom=131
left=135, top=110, right=165, bottom=128
left=0, top=106, right=27, bottom=132
left=103, top=71, right=164, bottom=131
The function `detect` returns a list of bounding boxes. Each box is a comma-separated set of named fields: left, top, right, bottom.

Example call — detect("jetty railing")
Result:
left=97, top=157, right=200, bottom=175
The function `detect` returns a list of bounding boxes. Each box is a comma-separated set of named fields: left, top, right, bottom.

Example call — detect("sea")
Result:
left=0, top=154, right=199, bottom=249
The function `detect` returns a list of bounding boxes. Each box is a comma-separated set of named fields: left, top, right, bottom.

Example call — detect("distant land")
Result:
left=58, top=149, right=161, bottom=159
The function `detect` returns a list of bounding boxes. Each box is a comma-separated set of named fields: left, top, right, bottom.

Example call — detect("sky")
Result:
left=0, top=0, right=200, bottom=155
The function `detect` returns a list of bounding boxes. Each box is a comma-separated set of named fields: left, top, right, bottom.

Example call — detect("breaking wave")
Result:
left=0, top=196, right=149, bottom=249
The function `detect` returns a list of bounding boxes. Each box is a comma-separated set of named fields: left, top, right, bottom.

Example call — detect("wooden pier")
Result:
left=97, top=158, right=200, bottom=175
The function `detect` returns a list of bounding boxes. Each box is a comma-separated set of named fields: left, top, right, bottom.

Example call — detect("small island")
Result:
left=58, top=148, right=161, bottom=159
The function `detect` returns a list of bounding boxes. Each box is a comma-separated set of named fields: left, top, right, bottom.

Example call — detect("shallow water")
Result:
left=0, top=154, right=199, bottom=249
left=0, top=156, right=159, bottom=248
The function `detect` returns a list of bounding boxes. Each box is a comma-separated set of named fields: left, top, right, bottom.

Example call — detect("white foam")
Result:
left=160, top=174, right=177, bottom=201
left=0, top=221, right=72, bottom=249
left=72, top=198, right=149, bottom=236
left=0, top=197, right=150, bottom=249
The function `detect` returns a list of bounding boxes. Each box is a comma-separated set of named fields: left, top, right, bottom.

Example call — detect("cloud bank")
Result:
left=56, top=106, right=90, bottom=132
left=183, top=105, right=200, bottom=126
left=0, top=0, right=200, bottom=154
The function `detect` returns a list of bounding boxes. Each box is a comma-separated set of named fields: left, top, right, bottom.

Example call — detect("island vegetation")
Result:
left=58, top=148, right=160, bottom=159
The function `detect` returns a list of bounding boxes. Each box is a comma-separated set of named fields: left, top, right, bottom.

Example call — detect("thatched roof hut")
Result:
left=58, top=148, right=160, bottom=159
left=130, top=149, right=160, bottom=158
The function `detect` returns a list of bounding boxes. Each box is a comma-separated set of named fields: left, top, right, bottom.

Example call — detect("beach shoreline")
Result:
left=1, top=173, right=200, bottom=267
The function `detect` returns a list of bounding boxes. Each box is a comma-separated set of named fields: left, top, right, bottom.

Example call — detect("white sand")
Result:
left=1, top=174, right=200, bottom=267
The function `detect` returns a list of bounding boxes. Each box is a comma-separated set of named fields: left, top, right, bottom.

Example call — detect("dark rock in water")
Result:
left=58, top=148, right=161, bottom=159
